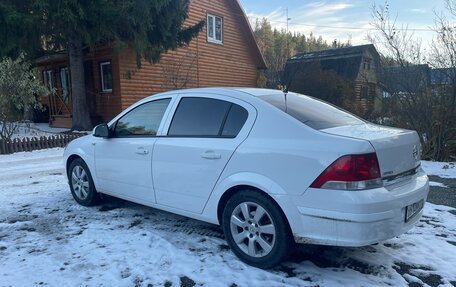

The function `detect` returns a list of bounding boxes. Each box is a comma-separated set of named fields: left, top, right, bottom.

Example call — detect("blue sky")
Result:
left=239, top=0, right=446, bottom=47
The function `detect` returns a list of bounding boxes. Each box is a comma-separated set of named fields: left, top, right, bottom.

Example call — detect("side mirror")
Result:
left=93, top=124, right=110, bottom=138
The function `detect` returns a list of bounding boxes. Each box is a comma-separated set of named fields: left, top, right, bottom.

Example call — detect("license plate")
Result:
left=405, top=199, right=424, bottom=222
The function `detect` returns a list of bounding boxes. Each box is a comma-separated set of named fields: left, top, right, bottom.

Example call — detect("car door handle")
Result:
left=135, top=147, right=149, bottom=155
left=201, top=151, right=221, bottom=160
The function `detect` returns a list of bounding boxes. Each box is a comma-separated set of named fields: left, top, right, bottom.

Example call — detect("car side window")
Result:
left=114, top=98, right=171, bottom=137
left=221, top=104, right=248, bottom=137
left=168, top=97, right=248, bottom=137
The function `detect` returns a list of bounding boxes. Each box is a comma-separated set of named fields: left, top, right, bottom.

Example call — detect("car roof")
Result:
left=142, top=87, right=285, bottom=102
left=232, top=88, right=285, bottom=97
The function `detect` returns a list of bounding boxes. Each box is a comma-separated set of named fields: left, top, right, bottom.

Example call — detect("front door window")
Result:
left=114, top=98, right=171, bottom=137
left=43, top=70, right=54, bottom=91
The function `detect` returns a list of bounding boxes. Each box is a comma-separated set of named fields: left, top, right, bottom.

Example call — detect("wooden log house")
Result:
left=36, top=0, right=267, bottom=128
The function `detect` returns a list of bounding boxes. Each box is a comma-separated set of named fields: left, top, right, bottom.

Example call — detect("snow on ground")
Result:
left=429, top=181, right=449, bottom=188
left=422, top=161, right=456, bottom=179
left=422, top=161, right=455, bottom=189
left=1, top=149, right=456, bottom=287
left=2, top=122, right=70, bottom=139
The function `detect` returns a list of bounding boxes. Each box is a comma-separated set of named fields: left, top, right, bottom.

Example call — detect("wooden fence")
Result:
left=0, top=134, right=83, bottom=154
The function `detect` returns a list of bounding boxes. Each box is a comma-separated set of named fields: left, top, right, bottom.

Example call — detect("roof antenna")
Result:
left=283, top=75, right=292, bottom=114
left=281, top=61, right=295, bottom=114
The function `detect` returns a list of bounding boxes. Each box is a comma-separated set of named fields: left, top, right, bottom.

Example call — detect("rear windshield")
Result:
left=259, top=92, right=364, bottom=130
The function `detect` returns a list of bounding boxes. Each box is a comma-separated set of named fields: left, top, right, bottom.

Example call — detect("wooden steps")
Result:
left=50, top=114, right=72, bottom=128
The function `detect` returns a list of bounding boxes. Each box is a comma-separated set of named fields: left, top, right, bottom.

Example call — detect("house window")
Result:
left=60, top=67, right=70, bottom=104
left=100, top=61, right=113, bottom=92
left=43, top=70, right=54, bottom=91
left=363, top=58, right=371, bottom=70
left=207, top=14, right=223, bottom=44
left=361, top=86, right=369, bottom=99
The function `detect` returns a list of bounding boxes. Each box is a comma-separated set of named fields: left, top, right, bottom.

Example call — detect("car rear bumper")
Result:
left=279, top=171, right=429, bottom=246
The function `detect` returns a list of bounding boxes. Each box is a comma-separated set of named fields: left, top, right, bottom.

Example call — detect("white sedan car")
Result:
left=64, top=88, right=429, bottom=268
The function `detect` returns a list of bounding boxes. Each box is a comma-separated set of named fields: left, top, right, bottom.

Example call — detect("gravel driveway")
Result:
left=427, top=175, right=456, bottom=210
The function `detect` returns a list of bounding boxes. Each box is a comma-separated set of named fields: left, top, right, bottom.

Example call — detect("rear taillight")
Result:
left=310, top=153, right=383, bottom=190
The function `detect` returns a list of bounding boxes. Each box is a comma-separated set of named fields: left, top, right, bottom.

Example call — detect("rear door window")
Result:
left=221, top=104, right=248, bottom=137
left=168, top=97, right=248, bottom=137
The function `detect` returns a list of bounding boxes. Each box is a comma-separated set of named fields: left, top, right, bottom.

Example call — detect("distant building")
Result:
left=430, top=68, right=456, bottom=86
left=382, top=65, right=456, bottom=97
left=284, top=44, right=382, bottom=117
left=382, top=64, right=431, bottom=97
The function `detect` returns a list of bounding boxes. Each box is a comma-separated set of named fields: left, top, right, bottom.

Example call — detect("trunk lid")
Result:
left=322, top=123, right=421, bottom=178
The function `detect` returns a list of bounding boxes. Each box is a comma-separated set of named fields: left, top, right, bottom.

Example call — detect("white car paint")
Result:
left=64, top=87, right=429, bottom=248
left=94, top=136, right=157, bottom=204
left=152, top=93, right=257, bottom=213
left=322, top=123, right=422, bottom=177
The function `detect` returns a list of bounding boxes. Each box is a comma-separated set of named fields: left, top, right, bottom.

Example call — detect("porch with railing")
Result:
left=41, top=87, right=73, bottom=128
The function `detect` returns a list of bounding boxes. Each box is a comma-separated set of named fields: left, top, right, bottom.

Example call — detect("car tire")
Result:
left=222, top=190, right=292, bottom=269
left=68, top=158, right=99, bottom=206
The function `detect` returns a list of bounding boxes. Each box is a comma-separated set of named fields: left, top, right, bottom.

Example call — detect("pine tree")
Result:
left=0, top=0, right=204, bottom=130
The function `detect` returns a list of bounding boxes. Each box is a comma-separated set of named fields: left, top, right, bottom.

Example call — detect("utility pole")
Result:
left=284, top=8, right=292, bottom=92
left=286, top=8, right=291, bottom=57
left=286, top=8, right=289, bottom=33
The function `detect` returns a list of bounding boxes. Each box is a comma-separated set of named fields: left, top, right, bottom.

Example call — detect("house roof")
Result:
left=288, top=44, right=378, bottom=62
left=35, top=51, right=67, bottom=65
left=285, top=44, right=380, bottom=81
left=233, top=0, right=267, bottom=69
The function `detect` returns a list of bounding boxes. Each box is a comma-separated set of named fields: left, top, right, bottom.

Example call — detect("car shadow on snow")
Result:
left=96, top=195, right=226, bottom=239
left=286, top=244, right=380, bottom=275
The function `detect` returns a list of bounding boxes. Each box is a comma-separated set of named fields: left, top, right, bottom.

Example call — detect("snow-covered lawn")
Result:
left=1, top=149, right=455, bottom=287
left=422, top=161, right=456, bottom=189
left=3, top=122, right=70, bottom=139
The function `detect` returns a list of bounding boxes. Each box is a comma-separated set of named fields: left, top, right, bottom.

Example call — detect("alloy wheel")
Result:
left=229, top=201, right=276, bottom=258
left=71, top=165, right=89, bottom=200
